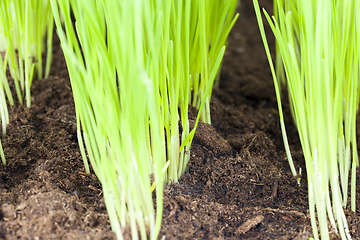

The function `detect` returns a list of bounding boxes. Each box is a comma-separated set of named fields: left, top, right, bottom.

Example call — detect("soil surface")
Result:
left=1, top=0, right=360, bottom=239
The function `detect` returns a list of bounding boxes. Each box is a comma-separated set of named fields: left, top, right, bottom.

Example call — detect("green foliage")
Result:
left=0, top=0, right=54, bottom=164
left=253, top=0, right=360, bottom=239
left=190, top=0, right=239, bottom=124
left=51, top=0, right=238, bottom=239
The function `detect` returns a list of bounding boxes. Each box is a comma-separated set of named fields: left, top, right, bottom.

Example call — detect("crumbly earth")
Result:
left=1, top=0, right=360, bottom=239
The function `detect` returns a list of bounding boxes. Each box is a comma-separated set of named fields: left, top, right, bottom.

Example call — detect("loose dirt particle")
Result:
left=237, top=215, right=264, bottom=234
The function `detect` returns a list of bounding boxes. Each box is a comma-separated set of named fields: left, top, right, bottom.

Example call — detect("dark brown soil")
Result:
left=1, top=0, right=360, bottom=239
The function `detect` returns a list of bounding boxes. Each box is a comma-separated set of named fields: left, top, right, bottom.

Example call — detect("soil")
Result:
left=1, top=0, right=360, bottom=239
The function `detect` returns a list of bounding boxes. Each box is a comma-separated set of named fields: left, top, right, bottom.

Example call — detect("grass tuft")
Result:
left=253, top=0, right=359, bottom=239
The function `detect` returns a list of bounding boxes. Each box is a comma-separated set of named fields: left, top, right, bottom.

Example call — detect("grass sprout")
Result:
left=51, top=0, right=237, bottom=239
left=163, top=0, right=238, bottom=181
left=253, top=0, right=359, bottom=239
left=0, top=0, right=54, bottom=164
left=51, top=0, right=165, bottom=238
left=190, top=0, right=239, bottom=124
